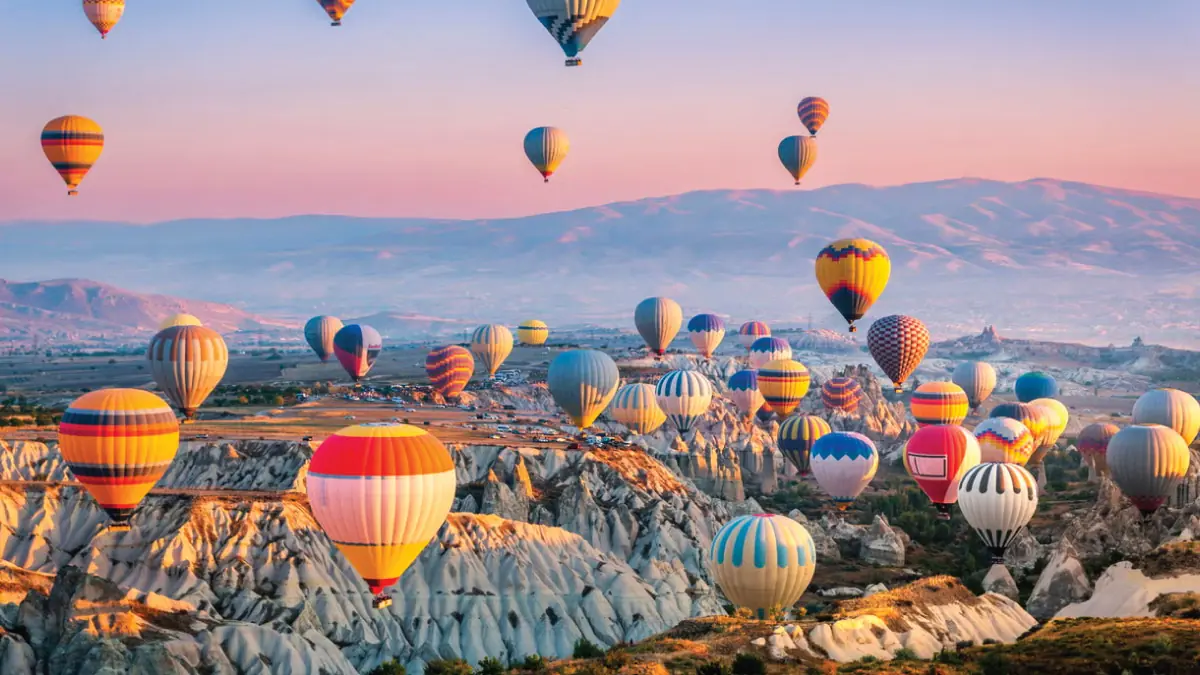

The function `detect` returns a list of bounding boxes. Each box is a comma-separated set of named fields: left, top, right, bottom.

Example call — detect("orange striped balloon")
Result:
left=910, top=382, right=969, bottom=427
left=41, top=115, right=104, bottom=196
left=147, top=326, right=229, bottom=419
left=307, top=424, right=456, bottom=609
left=757, top=359, right=811, bottom=417
left=58, top=389, right=180, bottom=528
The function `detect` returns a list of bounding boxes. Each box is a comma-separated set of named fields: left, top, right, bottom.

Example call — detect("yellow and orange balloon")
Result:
left=41, top=116, right=104, bottom=196
left=83, top=0, right=125, bottom=38
left=59, top=389, right=180, bottom=529
left=307, top=424, right=456, bottom=609
left=815, top=239, right=891, bottom=333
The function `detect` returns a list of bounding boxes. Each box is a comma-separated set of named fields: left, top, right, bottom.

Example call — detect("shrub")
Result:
left=733, top=607, right=755, bottom=620
left=695, top=661, right=732, bottom=675
left=934, top=650, right=964, bottom=665
left=601, top=651, right=630, bottom=671
left=515, top=655, right=547, bottom=672
left=368, top=661, right=407, bottom=675
left=731, top=653, right=766, bottom=675
left=573, top=638, right=605, bottom=659
left=764, top=604, right=786, bottom=622
left=475, top=657, right=504, bottom=675
left=424, top=659, right=473, bottom=675
left=892, top=648, right=918, bottom=661
left=978, top=650, right=1011, bottom=675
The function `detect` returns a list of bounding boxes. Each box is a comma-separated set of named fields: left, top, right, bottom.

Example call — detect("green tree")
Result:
left=423, top=659, right=472, bottom=675
left=572, top=638, right=605, bottom=659
left=475, top=657, right=504, bottom=675
left=730, top=653, right=765, bottom=675
left=368, top=660, right=407, bottom=675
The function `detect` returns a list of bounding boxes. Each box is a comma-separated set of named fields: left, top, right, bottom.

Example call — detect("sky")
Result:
left=0, top=1, right=1197, bottom=223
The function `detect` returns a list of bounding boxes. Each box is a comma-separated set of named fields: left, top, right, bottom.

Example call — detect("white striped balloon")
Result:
left=655, top=370, right=713, bottom=434
left=470, top=324, right=514, bottom=378
left=957, top=462, right=1038, bottom=564
left=609, top=383, right=667, bottom=435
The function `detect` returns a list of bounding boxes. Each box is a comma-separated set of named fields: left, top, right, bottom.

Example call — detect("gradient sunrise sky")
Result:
left=0, top=1, right=1197, bottom=223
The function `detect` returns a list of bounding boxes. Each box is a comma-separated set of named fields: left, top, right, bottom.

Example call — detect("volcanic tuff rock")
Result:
left=982, top=564, right=1020, bottom=601
left=1025, top=541, right=1092, bottom=619
left=1055, top=542, right=1200, bottom=619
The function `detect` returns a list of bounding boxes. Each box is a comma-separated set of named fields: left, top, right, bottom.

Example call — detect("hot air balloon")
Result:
left=973, top=417, right=1035, bottom=465
left=778, top=415, right=831, bottom=476
left=811, top=432, right=878, bottom=509
left=778, top=136, right=818, bottom=185
left=756, top=406, right=776, bottom=424
left=655, top=370, right=713, bottom=434
left=426, top=346, right=475, bottom=401
left=953, top=361, right=997, bottom=410
left=748, top=337, right=792, bottom=371
left=903, top=425, right=981, bottom=518
left=304, top=315, right=344, bottom=362
left=518, top=320, right=550, bottom=346
left=687, top=314, right=726, bottom=359
left=147, top=326, right=229, bottom=419
left=308, top=423, right=455, bottom=609
left=159, top=313, right=202, bottom=330
left=609, top=383, right=666, bottom=435
left=990, top=402, right=1051, bottom=466
left=867, top=315, right=929, bottom=393
left=709, top=515, right=816, bottom=619
left=727, top=370, right=766, bottom=421
left=758, top=359, right=811, bottom=417
left=958, top=463, right=1038, bottom=564
left=1015, top=372, right=1058, bottom=403
left=526, top=0, right=621, bottom=67
left=796, top=97, right=830, bottom=136
left=83, top=0, right=124, bottom=39
left=634, top=297, right=682, bottom=357
left=333, top=324, right=382, bottom=382
left=58, top=389, right=180, bottom=529
left=42, top=115, right=104, bottom=196
left=1030, top=398, right=1069, bottom=451
left=910, top=382, right=969, bottom=427
left=524, top=127, right=570, bottom=182
left=316, top=0, right=355, bottom=26
left=1078, top=422, right=1119, bottom=476
left=547, top=350, right=619, bottom=430
left=821, top=377, right=863, bottom=414
left=1108, top=424, right=1191, bottom=516
left=470, top=324, right=514, bottom=378
left=1132, top=388, right=1200, bottom=446
left=815, top=239, right=891, bottom=334
left=738, top=321, right=770, bottom=350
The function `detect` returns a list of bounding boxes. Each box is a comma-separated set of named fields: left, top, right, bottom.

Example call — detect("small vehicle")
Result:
left=302, top=435, right=313, bottom=441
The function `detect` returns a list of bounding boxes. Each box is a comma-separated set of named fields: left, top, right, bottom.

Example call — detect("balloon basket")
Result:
left=565, top=58, right=582, bottom=67
left=68, top=190, right=78, bottom=196
left=372, top=595, right=393, bottom=610
left=331, top=21, right=342, bottom=27
left=848, top=325, right=857, bottom=333
left=107, top=522, right=132, bottom=533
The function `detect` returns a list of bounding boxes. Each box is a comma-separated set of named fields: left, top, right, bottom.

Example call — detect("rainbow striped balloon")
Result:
left=1077, top=422, right=1119, bottom=476
left=990, top=402, right=1051, bottom=466
left=757, top=359, right=810, bottom=417
left=709, top=514, right=817, bottom=618
left=147, top=325, right=229, bottom=419
left=426, top=346, right=475, bottom=400
left=777, top=415, right=831, bottom=476
left=737, top=321, right=770, bottom=350
left=308, top=424, right=455, bottom=609
left=317, top=0, right=356, bottom=25
left=41, top=115, right=104, bottom=196
left=972, top=417, right=1035, bottom=465
left=821, top=377, right=863, bottom=414
left=910, top=382, right=969, bottom=427
left=58, top=389, right=180, bottom=528
left=748, top=336, right=792, bottom=370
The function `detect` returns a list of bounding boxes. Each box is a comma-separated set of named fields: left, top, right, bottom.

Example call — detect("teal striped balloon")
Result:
left=709, top=514, right=817, bottom=618
left=547, top=350, right=619, bottom=430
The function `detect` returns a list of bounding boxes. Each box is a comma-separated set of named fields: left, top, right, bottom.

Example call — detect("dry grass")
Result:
left=825, top=576, right=976, bottom=630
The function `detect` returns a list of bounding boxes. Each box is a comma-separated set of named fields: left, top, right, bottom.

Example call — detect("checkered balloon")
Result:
left=867, top=315, right=929, bottom=393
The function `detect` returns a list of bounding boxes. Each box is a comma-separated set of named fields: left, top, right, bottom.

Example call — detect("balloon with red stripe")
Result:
left=910, top=381, right=969, bottom=427
left=58, top=389, right=180, bottom=529
left=426, top=346, right=475, bottom=400
left=307, top=423, right=456, bottom=609
left=903, top=424, right=981, bottom=519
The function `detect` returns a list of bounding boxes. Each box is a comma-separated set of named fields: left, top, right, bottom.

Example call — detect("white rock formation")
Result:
left=1025, top=542, right=1091, bottom=619
left=1056, top=555, right=1200, bottom=619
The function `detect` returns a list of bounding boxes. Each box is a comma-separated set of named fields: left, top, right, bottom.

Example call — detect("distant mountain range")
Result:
left=1, top=178, right=1197, bottom=347
left=0, top=278, right=292, bottom=340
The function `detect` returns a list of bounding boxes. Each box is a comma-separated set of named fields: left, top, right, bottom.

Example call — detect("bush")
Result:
left=514, top=655, right=547, bottom=672
left=602, top=651, right=631, bottom=671
left=695, top=661, right=732, bottom=675
left=368, top=661, right=407, bottom=675
left=424, top=659, right=473, bottom=675
left=731, top=653, right=766, bottom=675
left=978, top=650, right=1011, bottom=675
left=573, top=638, right=605, bottom=659
left=475, top=657, right=504, bottom=675
left=934, top=650, right=964, bottom=665
left=892, top=648, right=917, bottom=661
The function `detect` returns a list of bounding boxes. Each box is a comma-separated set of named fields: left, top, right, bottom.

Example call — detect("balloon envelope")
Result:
left=58, top=389, right=179, bottom=527
left=83, top=0, right=125, bottom=38
left=910, top=382, right=969, bottom=427
left=738, top=321, right=770, bottom=350
left=778, top=136, right=818, bottom=184
left=1015, top=372, right=1058, bottom=403
left=1030, top=398, right=1069, bottom=450
left=903, top=425, right=981, bottom=516
left=526, top=0, right=621, bottom=63
left=159, top=313, right=202, bottom=330
left=867, top=315, right=929, bottom=393
left=655, top=370, right=713, bottom=434
left=687, top=314, right=726, bottom=358
left=547, top=349, right=619, bottom=430
left=307, top=424, right=455, bottom=609
left=426, top=346, right=475, bottom=400
left=958, top=462, right=1038, bottom=563
left=778, top=415, right=831, bottom=476
left=1107, top=424, right=1191, bottom=515
left=821, top=377, right=863, bottom=414
left=811, top=432, right=878, bottom=508
left=634, top=297, right=682, bottom=356
left=317, top=0, right=355, bottom=25
left=749, top=337, right=792, bottom=370
left=304, top=316, right=344, bottom=362
left=42, top=115, right=104, bottom=195
left=953, top=361, right=997, bottom=409
left=1078, top=422, right=1119, bottom=476
left=796, top=96, right=830, bottom=136
left=333, top=324, right=382, bottom=382
left=728, top=370, right=766, bottom=421
left=470, top=324, right=514, bottom=378
left=815, top=239, right=891, bottom=333
left=524, top=127, right=570, bottom=181
left=147, top=325, right=229, bottom=419
left=1132, top=388, right=1200, bottom=446
left=709, top=514, right=816, bottom=618
left=990, top=402, right=1051, bottom=466
left=610, top=383, right=667, bottom=435
left=973, top=417, right=1035, bottom=465
left=757, top=359, right=811, bottom=417
left=518, top=320, right=550, bottom=346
